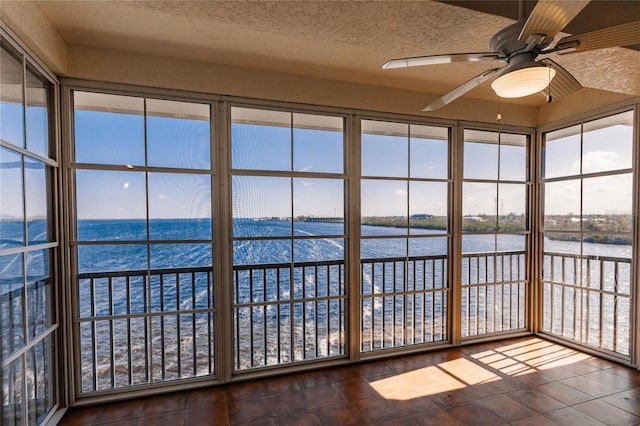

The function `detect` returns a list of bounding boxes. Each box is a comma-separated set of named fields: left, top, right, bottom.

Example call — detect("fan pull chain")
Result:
left=547, top=65, right=553, bottom=103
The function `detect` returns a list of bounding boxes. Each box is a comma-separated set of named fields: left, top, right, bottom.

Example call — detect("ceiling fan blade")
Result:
left=519, top=0, right=590, bottom=44
left=383, top=52, right=504, bottom=69
left=556, top=20, right=640, bottom=53
left=540, top=58, right=582, bottom=99
left=423, top=67, right=506, bottom=111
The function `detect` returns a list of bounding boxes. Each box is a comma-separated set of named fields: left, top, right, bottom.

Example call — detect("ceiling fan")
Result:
left=383, top=0, right=640, bottom=111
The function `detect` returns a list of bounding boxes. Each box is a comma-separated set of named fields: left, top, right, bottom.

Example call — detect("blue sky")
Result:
left=2, top=97, right=633, bottom=221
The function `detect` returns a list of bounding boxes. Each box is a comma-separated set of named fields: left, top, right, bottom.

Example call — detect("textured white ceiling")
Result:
left=36, top=0, right=640, bottom=107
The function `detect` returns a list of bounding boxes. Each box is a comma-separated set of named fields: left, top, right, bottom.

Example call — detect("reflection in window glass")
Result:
left=148, top=173, right=212, bottom=240
left=1, top=253, right=25, bottom=359
left=409, top=125, right=448, bottom=179
left=26, top=249, right=50, bottom=339
left=26, top=68, right=50, bottom=159
left=231, top=107, right=291, bottom=171
left=146, top=99, right=210, bottom=170
left=463, top=182, right=497, bottom=232
left=463, top=130, right=498, bottom=180
left=0, top=148, right=25, bottom=247
left=74, top=92, right=145, bottom=166
left=293, top=178, right=343, bottom=234
left=582, top=111, right=633, bottom=174
left=24, top=158, right=48, bottom=244
left=293, top=113, right=343, bottom=173
left=2, top=358, right=24, bottom=426
left=362, top=120, right=408, bottom=177
left=0, top=47, right=24, bottom=148
left=544, top=125, right=580, bottom=178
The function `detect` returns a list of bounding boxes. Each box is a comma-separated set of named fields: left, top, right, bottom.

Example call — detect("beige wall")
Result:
left=66, top=44, right=538, bottom=127
left=1, top=1, right=67, bottom=75
left=538, top=88, right=636, bottom=127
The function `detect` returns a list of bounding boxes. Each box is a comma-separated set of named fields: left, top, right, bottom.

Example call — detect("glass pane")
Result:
left=2, top=358, right=24, bottom=426
left=408, top=237, right=448, bottom=256
left=543, top=125, right=580, bottom=178
left=463, top=182, right=497, bottom=232
left=583, top=174, right=632, bottom=232
left=498, top=183, right=526, bottom=232
left=146, top=98, right=210, bottom=170
left=463, top=130, right=498, bottom=180
left=409, top=124, right=448, bottom=179
left=361, top=238, right=406, bottom=259
left=582, top=111, right=633, bottom=173
left=76, top=170, right=147, bottom=240
left=26, top=68, right=50, bottom=158
left=26, top=249, right=51, bottom=338
left=78, top=244, right=148, bottom=273
left=232, top=176, right=291, bottom=237
left=361, top=120, right=408, bottom=177
left=26, top=336, right=54, bottom=425
left=25, top=158, right=48, bottom=244
left=497, top=234, right=525, bottom=252
left=74, top=91, right=145, bottom=166
left=231, top=107, right=291, bottom=171
left=582, top=235, right=632, bottom=259
left=294, top=238, right=344, bottom=262
left=0, top=148, right=24, bottom=247
left=409, top=181, right=448, bottom=234
left=293, top=113, right=343, bottom=173
left=543, top=180, right=580, bottom=231
left=293, top=178, right=343, bottom=234
left=1, top=253, right=24, bottom=359
left=150, top=243, right=212, bottom=269
left=233, top=239, right=292, bottom=265
left=582, top=111, right=633, bottom=174
left=0, top=47, right=24, bottom=148
left=462, top=234, right=496, bottom=254
left=499, top=133, right=527, bottom=181
left=361, top=179, right=407, bottom=236
left=543, top=232, right=581, bottom=254
left=148, top=173, right=212, bottom=240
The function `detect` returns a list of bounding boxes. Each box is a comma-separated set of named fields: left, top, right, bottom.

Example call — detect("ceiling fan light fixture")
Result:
left=491, top=63, right=556, bottom=98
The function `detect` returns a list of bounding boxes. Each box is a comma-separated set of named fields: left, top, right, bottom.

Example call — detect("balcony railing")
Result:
left=461, top=251, right=527, bottom=338
left=542, top=251, right=632, bottom=356
left=66, top=249, right=637, bottom=394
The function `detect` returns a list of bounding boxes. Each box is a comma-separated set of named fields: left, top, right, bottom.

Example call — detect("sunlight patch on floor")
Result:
left=370, top=365, right=467, bottom=400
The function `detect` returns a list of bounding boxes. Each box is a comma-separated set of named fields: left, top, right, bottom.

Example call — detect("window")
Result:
left=71, top=91, right=214, bottom=392
left=461, top=129, right=529, bottom=338
left=0, top=42, right=57, bottom=426
left=360, top=120, right=450, bottom=351
left=542, top=110, right=634, bottom=356
left=231, top=107, right=346, bottom=370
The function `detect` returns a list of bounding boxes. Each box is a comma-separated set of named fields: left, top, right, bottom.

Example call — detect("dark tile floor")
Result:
left=60, top=337, right=640, bottom=425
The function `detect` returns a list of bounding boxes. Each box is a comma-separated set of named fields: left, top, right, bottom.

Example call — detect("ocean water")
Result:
left=0, top=219, right=633, bottom=392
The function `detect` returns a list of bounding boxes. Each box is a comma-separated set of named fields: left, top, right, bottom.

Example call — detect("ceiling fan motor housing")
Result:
left=489, top=21, right=528, bottom=56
